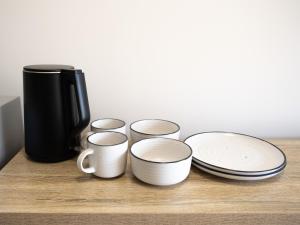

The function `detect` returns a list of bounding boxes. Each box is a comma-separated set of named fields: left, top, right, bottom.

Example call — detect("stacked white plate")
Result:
left=184, top=132, right=287, bottom=181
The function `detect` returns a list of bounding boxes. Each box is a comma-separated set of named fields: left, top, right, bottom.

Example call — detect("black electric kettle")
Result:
left=23, top=64, right=90, bottom=162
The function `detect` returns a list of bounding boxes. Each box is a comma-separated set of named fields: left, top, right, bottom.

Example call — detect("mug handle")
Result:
left=77, top=149, right=96, bottom=174
left=80, top=131, right=94, bottom=149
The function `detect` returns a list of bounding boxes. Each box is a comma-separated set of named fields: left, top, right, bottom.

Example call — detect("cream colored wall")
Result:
left=0, top=0, right=299, bottom=138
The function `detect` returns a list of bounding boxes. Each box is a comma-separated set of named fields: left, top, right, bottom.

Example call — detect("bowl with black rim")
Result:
left=130, top=119, right=180, bottom=143
left=130, top=138, right=192, bottom=186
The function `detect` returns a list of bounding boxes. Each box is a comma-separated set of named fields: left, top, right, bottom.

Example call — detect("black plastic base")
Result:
left=26, top=150, right=78, bottom=163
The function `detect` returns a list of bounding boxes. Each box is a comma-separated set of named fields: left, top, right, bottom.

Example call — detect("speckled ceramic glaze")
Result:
left=185, top=132, right=287, bottom=179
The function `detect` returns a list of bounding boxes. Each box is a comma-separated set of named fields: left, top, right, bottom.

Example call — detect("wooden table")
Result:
left=0, top=139, right=299, bottom=225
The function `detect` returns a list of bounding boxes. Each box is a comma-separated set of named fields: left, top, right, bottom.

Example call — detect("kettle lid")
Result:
left=23, top=64, right=74, bottom=73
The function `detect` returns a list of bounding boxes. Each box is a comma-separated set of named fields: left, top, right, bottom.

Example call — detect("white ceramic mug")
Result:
left=77, top=132, right=128, bottom=178
left=81, top=118, right=126, bottom=149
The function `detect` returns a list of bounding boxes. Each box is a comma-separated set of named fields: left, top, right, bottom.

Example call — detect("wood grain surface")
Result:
left=0, top=139, right=299, bottom=225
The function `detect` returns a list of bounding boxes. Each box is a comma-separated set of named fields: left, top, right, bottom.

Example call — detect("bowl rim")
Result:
left=130, top=119, right=180, bottom=136
left=184, top=131, right=287, bottom=173
left=91, top=118, right=126, bottom=130
left=130, top=137, right=192, bottom=164
left=87, top=131, right=128, bottom=147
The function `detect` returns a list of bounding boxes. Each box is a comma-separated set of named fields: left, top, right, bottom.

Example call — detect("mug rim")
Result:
left=87, top=131, right=128, bottom=147
left=91, top=118, right=126, bottom=130
left=130, top=119, right=180, bottom=136
left=130, top=137, right=192, bottom=164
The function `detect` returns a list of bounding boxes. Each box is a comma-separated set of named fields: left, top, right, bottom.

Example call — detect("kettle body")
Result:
left=23, top=65, right=90, bottom=162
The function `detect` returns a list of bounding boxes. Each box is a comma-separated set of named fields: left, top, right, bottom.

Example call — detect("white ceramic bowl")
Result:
left=130, top=138, right=192, bottom=186
left=130, top=119, right=180, bottom=143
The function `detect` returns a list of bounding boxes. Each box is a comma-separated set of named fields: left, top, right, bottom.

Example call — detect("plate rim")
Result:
left=192, top=157, right=286, bottom=175
left=192, top=162, right=283, bottom=180
left=185, top=131, right=287, bottom=173
left=192, top=160, right=286, bottom=177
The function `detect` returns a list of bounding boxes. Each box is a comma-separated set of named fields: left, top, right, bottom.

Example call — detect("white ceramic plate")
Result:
left=192, top=162, right=284, bottom=181
left=185, top=132, right=286, bottom=174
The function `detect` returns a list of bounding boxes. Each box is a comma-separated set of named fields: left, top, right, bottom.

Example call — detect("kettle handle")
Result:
left=61, top=69, right=90, bottom=134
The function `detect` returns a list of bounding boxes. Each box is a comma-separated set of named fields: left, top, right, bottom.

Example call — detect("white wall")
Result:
left=0, top=0, right=299, bottom=138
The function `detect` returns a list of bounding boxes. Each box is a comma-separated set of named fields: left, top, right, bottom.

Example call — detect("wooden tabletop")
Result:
left=0, top=139, right=299, bottom=225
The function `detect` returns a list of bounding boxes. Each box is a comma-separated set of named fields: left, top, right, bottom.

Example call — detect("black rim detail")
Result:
left=130, top=137, right=193, bottom=164
left=193, top=160, right=286, bottom=177
left=91, top=118, right=126, bottom=130
left=87, top=131, right=128, bottom=147
left=192, top=157, right=286, bottom=175
left=184, top=131, right=287, bottom=173
left=130, top=119, right=180, bottom=136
